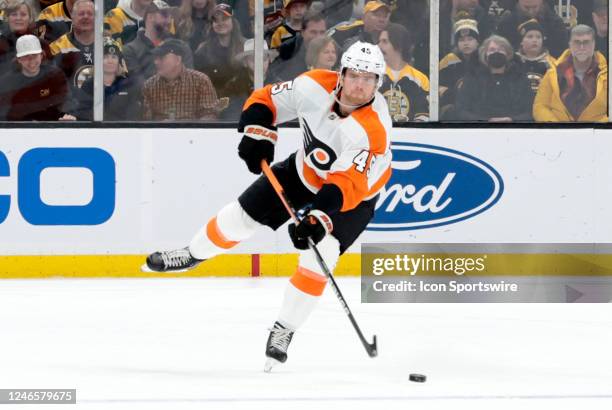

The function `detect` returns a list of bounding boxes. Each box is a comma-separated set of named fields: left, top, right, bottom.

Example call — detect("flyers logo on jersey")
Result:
left=303, top=119, right=337, bottom=171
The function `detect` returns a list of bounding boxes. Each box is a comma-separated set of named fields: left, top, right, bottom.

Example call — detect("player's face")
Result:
left=72, top=3, right=94, bottom=32
left=212, top=13, right=233, bottom=35
left=316, top=41, right=337, bottom=70
left=341, top=69, right=377, bottom=106
left=18, top=52, right=43, bottom=76
left=103, top=54, right=120, bottom=75
left=520, top=30, right=543, bottom=55
left=457, top=32, right=478, bottom=56
left=8, top=5, right=30, bottom=33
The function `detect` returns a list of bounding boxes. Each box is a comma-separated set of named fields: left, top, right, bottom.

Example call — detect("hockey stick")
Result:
left=261, top=160, right=378, bottom=358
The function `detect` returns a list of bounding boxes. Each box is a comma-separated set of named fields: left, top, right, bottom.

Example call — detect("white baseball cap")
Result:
left=16, top=35, right=43, bottom=58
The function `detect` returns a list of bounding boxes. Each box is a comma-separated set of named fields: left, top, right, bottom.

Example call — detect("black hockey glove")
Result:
left=238, top=125, right=277, bottom=174
left=288, top=208, right=334, bottom=250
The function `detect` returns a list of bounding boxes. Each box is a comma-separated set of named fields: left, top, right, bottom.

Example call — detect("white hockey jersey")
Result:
left=243, top=69, right=393, bottom=212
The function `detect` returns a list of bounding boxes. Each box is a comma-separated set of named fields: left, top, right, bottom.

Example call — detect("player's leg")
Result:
left=144, top=155, right=308, bottom=272
left=264, top=196, right=377, bottom=370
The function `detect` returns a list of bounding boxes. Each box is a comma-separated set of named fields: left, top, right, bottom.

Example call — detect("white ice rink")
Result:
left=1, top=277, right=611, bottom=410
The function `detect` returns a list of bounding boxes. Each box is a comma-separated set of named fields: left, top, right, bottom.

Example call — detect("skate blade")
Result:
left=139, top=264, right=189, bottom=273
left=264, top=358, right=282, bottom=373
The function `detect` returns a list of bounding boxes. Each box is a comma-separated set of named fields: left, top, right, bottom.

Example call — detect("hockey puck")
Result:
left=409, top=373, right=426, bottom=383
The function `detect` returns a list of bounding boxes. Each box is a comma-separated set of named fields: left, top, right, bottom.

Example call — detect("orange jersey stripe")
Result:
left=206, top=217, right=239, bottom=249
left=300, top=69, right=339, bottom=94
left=289, top=266, right=328, bottom=296
left=350, top=105, right=388, bottom=153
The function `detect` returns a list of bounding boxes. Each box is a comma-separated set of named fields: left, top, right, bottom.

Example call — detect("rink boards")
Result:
left=0, top=127, right=611, bottom=278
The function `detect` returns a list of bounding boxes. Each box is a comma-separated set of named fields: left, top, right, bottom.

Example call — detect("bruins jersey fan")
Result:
left=516, top=52, right=557, bottom=95
left=380, top=65, right=429, bottom=122
left=328, top=20, right=374, bottom=51
left=37, top=1, right=72, bottom=43
left=269, top=23, right=297, bottom=48
left=104, top=7, right=143, bottom=46
left=50, top=32, right=94, bottom=91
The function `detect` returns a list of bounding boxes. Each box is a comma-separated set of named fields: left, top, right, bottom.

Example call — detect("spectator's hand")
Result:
left=488, top=117, right=512, bottom=122
left=59, top=114, right=76, bottom=121
left=238, top=125, right=277, bottom=174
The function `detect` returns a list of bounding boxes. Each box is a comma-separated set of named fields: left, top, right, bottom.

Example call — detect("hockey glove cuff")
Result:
left=238, top=125, right=278, bottom=174
left=288, top=209, right=333, bottom=250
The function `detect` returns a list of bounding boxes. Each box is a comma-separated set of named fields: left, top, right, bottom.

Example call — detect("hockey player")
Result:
left=144, top=41, right=393, bottom=371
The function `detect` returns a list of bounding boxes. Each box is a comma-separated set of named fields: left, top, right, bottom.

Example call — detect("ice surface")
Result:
left=1, top=277, right=611, bottom=410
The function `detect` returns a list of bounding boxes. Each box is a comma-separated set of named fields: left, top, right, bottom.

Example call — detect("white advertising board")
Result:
left=0, top=127, right=610, bottom=255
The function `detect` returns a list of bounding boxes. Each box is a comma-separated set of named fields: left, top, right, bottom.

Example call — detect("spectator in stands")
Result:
left=592, top=0, right=608, bottom=59
left=0, top=34, right=75, bottom=120
left=50, top=0, right=94, bottom=93
left=104, top=0, right=155, bottom=46
left=330, top=0, right=390, bottom=51
left=0, top=0, right=51, bottom=73
left=194, top=3, right=244, bottom=98
left=37, top=0, right=73, bottom=42
left=74, top=38, right=141, bottom=120
left=378, top=22, right=429, bottom=122
left=318, top=0, right=352, bottom=28
left=534, top=25, right=608, bottom=122
left=390, top=0, right=430, bottom=74
left=439, top=18, right=481, bottom=119
left=440, top=0, right=493, bottom=57
left=142, top=39, right=228, bottom=120
left=515, top=19, right=556, bottom=95
left=221, top=38, right=275, bottom=120
left=176, top=0, right=214, bottom=51
left=233, top=0, right=284, bottom=39
left=269, top=0, right=308, bottom=48
left=480, top=0, right=515, bottom=28
left=455, top=35, right=534, bottom=121
left=123, top=3, right=193, bottom=85
left=497, top=0, right=568, bottom=58
left=267, top=12, right=325, bottom=81
left=305, top=36, right=338, bottom=70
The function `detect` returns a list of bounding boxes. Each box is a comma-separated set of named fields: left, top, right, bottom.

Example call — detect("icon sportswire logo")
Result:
left=367, top=142, right=504, bottom=231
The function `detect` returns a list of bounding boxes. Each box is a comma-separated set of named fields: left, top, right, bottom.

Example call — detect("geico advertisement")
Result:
left=0, top=127, right=610, bottom=254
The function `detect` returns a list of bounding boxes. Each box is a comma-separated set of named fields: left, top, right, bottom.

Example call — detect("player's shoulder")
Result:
left=296, top=69, right=339, bottom=94
left=348, top=97, right=392, bottom=153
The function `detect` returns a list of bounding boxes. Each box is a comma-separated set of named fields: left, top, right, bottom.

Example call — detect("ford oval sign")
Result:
left=367, top=142, right=504, bottom=231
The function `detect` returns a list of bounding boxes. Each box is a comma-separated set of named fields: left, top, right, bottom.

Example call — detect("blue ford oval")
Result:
left=367, top=142, right=504, bottom=231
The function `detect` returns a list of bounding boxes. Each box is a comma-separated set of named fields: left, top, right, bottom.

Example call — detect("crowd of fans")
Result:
left=0, top=0, right=607, bottom=122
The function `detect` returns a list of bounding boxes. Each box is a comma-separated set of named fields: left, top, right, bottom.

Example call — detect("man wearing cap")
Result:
left=269, top=0, right=309, bottom=49
left=329, top=0, right=390, bottom=50
left=0, top=34, right=75, bottom=121
left=497, top=0, right=568, bottom=58
left=50, top=0, right=94, bottom=93
left=37, top=0, right=75, bottom=43
left=592, top=0, right=608, bottom=59
left=142, top=38, right=228, bottom=120
left=123, top=3, right=193, bottom=86
left=534, top=24, right=608, bottom=122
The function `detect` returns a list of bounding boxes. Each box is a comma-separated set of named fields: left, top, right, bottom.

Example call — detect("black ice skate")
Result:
left=141, top=247, right=203, bottom=273
left=264, top=321, right=295, bottom=372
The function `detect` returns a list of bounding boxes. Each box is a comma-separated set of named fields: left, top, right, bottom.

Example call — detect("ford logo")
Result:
left=367, top=142, right=504, bottom=231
